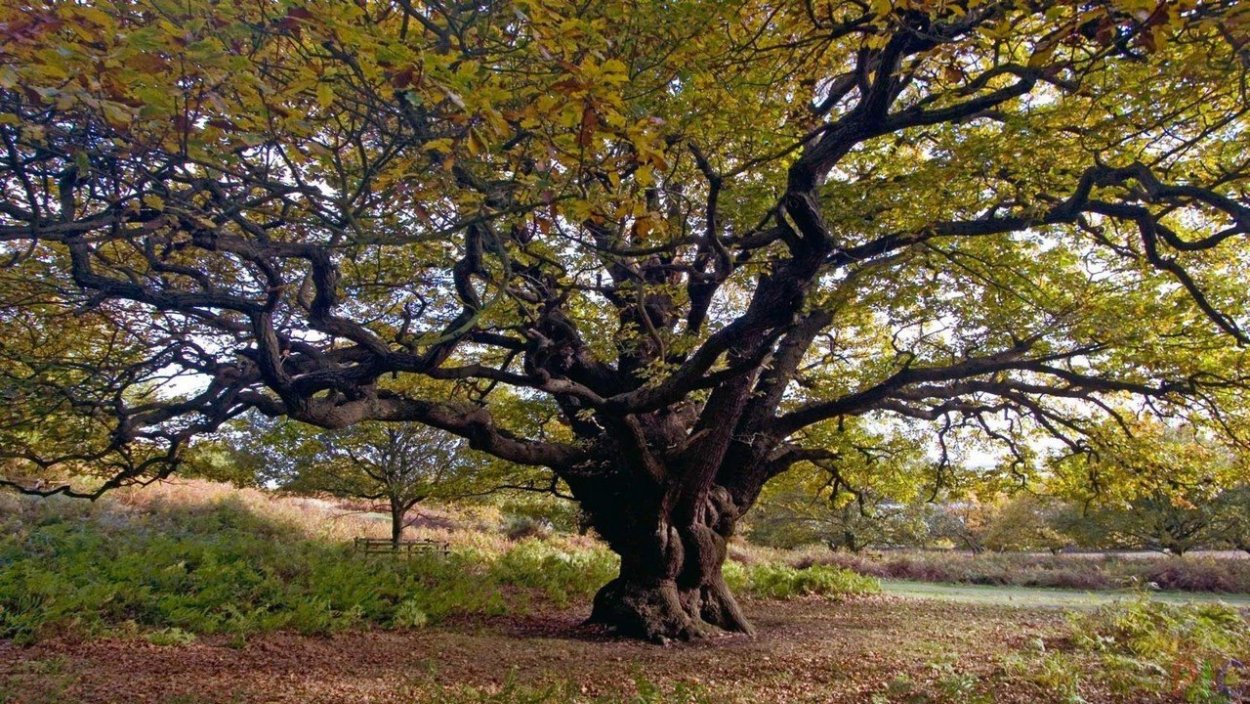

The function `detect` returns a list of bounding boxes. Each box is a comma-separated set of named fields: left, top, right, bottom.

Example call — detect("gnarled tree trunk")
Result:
left=579, top=476, right=755, bottom=643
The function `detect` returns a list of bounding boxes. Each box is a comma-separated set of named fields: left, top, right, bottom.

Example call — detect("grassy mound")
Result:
left=0, top=482, right=876, bottom=644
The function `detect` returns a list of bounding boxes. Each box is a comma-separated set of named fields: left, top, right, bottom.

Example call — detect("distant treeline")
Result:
left=749, top=487, right=1250, bottom=557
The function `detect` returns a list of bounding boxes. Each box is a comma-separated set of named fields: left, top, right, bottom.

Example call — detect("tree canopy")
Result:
left=3, top=0, right=1250, bottom=641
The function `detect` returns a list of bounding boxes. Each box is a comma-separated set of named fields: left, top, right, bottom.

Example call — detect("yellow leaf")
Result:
left=466, top=128, right=486, bottom=156
left=425, top=138, right=454, bottom=153
left=75, top=6, right=116, bottom=30
left=100, top=101, right=133, bottom=127
left=635, top=163, right=654, bottom=187
left=316, top=83, right=334, bottom=109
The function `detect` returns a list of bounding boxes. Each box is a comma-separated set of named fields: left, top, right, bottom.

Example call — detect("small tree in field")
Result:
left=826, top=498, right=932, bottom=553
left=285, top=423, right=469, bottom=548
left=1047, top=420, right=1242, bottom=555
left=227, top=416, right=477, bottom=547
left=179, top=438, right=267, bottom=488
left=5, top=0, right=1250, bottom=642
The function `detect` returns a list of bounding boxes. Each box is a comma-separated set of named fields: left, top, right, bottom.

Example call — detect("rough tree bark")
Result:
left=389, top=496, right=406, bottom=549
left=579, top=478, right=753, bottom=642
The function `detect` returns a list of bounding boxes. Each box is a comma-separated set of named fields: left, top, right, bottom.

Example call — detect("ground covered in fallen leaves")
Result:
left=1, top=595, right=1175, bottom=704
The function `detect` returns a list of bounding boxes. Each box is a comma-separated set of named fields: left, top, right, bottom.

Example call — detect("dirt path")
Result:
left=0, top=596, right=1165, bottom=704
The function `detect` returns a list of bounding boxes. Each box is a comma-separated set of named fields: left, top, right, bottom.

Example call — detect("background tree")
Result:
left=177, top=437, right=267, bottom=488
left=749, top=427, right=934, bottom=552
left=751, top=489, right=933, bottom=553
left=260, top=419, right=474, bottom=547
left=927, top=497, right=997, bottom=554
left=980, top=494, right=1077, bottom=554
left=825, top=497, right=933, bottom=554
left=1084, top=492, right=1223, bottom=556
left=1213, top=486, right=1250, bottom=555
left=4, top=0, right=1250, bottom=642
left=1047, top=419, right=1242, bottom=554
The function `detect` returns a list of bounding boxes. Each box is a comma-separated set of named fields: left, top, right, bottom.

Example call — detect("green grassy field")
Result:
left=3, top=481, right=1249, bottom=704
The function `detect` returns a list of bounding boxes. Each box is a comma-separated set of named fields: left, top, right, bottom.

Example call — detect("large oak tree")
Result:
left=3, top=0, right=1250, bottom=641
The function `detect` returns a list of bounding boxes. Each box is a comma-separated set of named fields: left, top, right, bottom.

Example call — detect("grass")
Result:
left=0, top=481, right=876, bottom=645
left=0, top=497, right=615, bottom=643
left=5, top=481, right=1249, bottom=703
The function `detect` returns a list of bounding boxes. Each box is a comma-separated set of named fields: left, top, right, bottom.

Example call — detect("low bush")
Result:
left=1066, top=598, right=1250, bottom=702
left=504, top=515, right=555, bottom=542
left=0, top=496, right=623, bottom=644
left=489, top=539, right=618, bottom=608
left=724, top=562, right=881, bottom=600
left=498, top=497, right=586, bottom=535
left=1135, top=558, right=1250, bottom=593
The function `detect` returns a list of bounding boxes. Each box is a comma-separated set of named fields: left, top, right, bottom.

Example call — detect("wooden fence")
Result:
left=353, top=537, right=450, bottom=558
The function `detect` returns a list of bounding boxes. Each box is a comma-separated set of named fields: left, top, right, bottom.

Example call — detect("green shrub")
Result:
left=0, top=492, right=875, bottom=646
left=1006, top=651, right=1087, bottom=704
left=504, top=515, right=554, bottom=541
left=0, top=497, right=625, bottom=643
left=490, top=540, right=618, bottom=607
left=393, top=598, right=430, bottom=628
left=1066, top=597, right=1249, bottom=701
left=498, top=497, right=585, bottom=535
left=727, top=563, right=880, bottom=600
